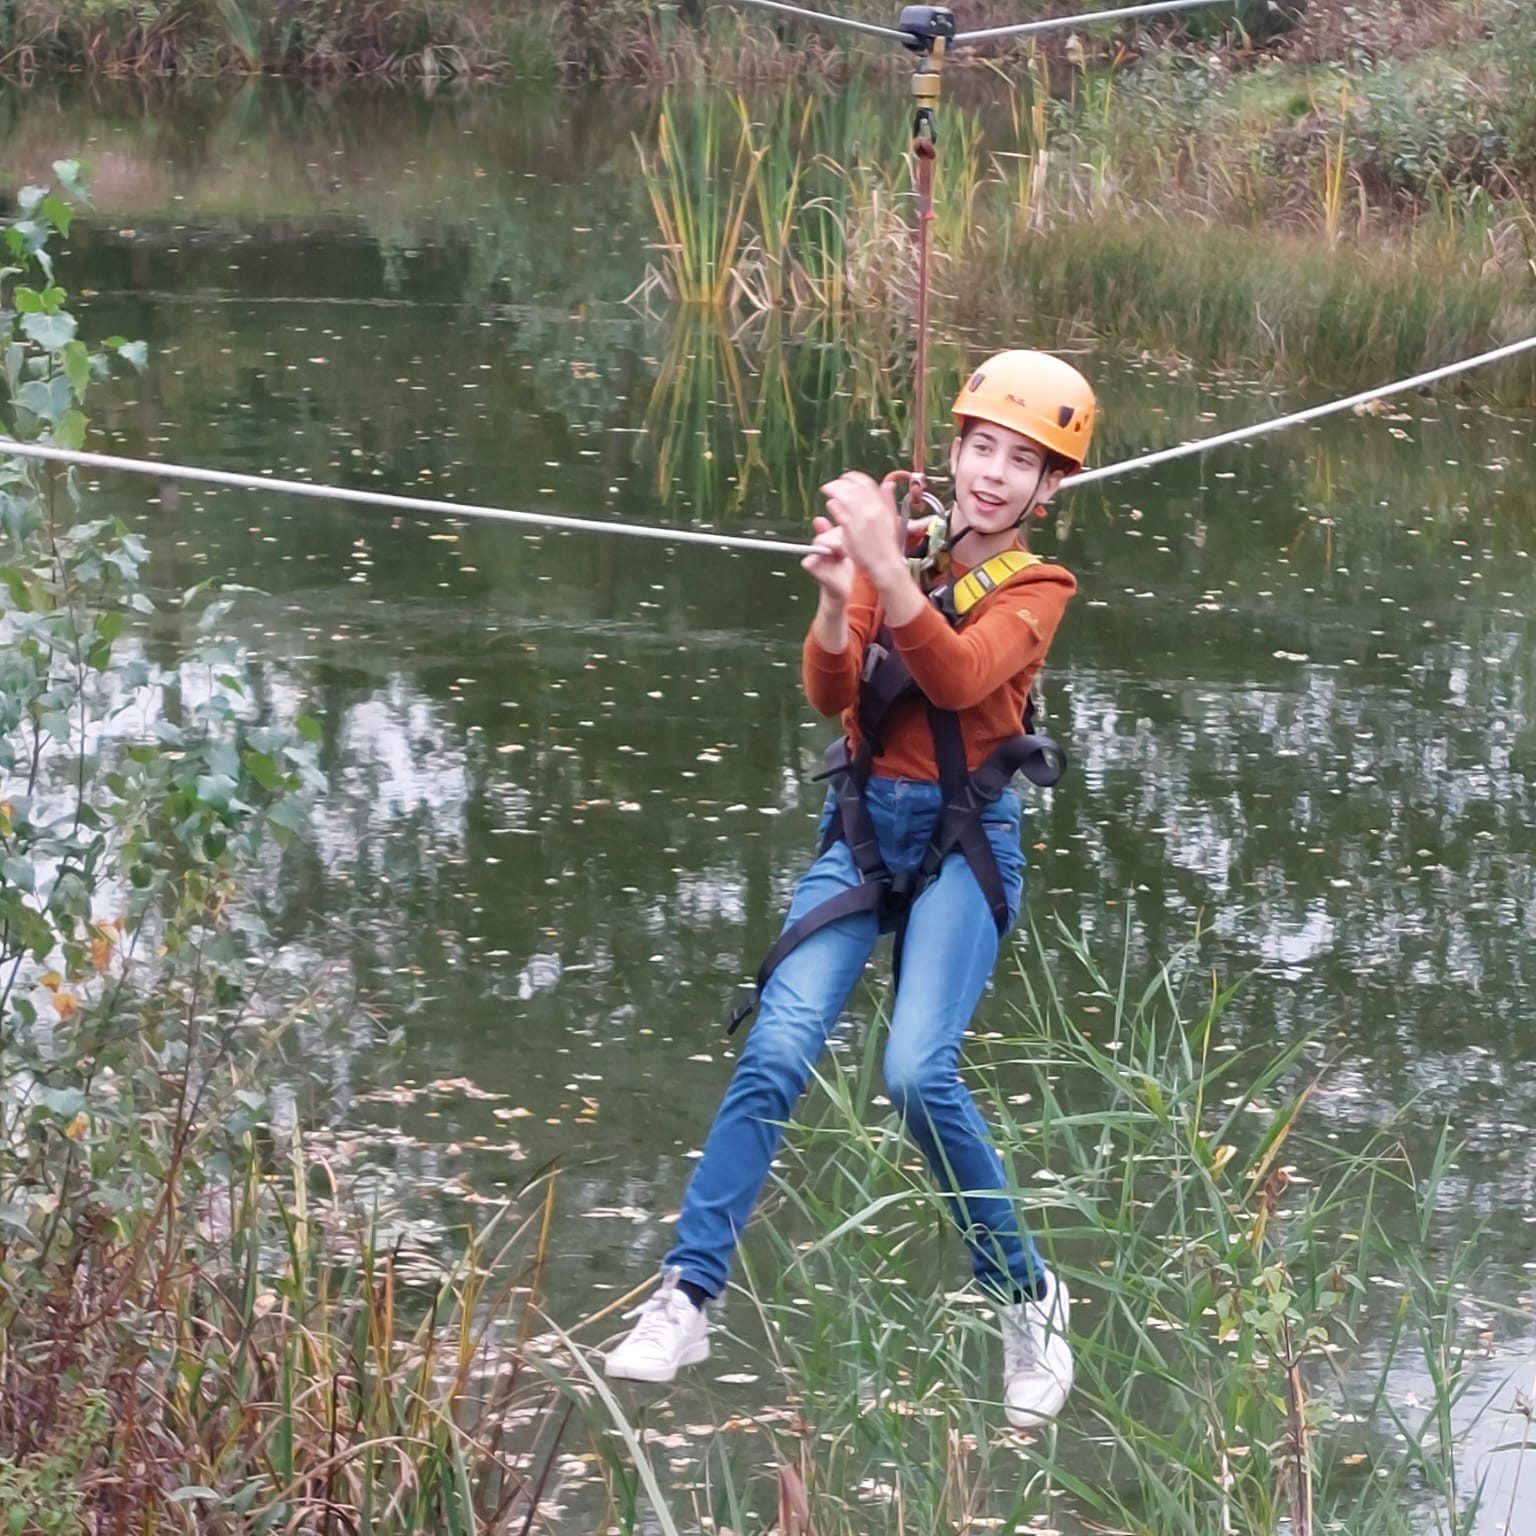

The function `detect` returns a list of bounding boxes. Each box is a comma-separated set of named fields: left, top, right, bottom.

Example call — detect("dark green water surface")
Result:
left=6, top=77, right=1536, bottom=1530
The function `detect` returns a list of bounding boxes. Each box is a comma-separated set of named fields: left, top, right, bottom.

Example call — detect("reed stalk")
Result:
left=647, top=920, right=1511, bottom=1534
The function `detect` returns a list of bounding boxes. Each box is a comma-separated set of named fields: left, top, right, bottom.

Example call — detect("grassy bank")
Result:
left=0, top=0, right=1363, bottom=82
left=633, top=0, right=1536, bottom=401
left=0, top=0, right=541, bottom=78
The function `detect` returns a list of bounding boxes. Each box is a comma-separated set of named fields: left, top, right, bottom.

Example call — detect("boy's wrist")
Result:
left=868, top=553, right=913, bottom=595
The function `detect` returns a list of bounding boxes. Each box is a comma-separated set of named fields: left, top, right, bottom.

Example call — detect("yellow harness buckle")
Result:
left=951, top=549, right=1038, bottom=618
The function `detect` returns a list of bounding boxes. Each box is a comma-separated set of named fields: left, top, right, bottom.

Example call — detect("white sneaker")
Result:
left=999, top=1267, right=1074, bottom=1428
left=603, top=1267, right=711, bottom=1384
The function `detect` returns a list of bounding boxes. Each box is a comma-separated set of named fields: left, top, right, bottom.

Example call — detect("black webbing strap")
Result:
left=729, top=736, right=895, bottom=1034
left=727, top=879, right=884, bottom=1034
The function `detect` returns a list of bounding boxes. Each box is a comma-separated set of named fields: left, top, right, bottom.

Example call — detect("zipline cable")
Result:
left=1064, top=331, right=1536, bottom=489
left=720, top=0, right=1237, bottom=46
left=953, top=0, right=1242, bottom=45
left=4, top=332, right=1533, bottom=556
left=0, top=440, right=816, bottom=556
left=713, top=0, right=911, bottom=41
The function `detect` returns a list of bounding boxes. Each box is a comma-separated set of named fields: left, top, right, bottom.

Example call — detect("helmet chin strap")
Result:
left=944, top=463, right=1051, bottom=555
left=1011, top=463, right=1052, bottom=529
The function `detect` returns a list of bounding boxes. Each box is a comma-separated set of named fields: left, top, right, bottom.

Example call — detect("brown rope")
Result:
left=911, top=130, right=937, bottom=488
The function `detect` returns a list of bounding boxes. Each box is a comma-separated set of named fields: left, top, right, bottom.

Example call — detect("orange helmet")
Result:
left=951, top=350, right=1096, bottom=469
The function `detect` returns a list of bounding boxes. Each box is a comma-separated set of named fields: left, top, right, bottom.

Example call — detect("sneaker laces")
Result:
left=1000, top=1303, right=1041, bottom=1372
left=621, top=1283, right=692, bottom=1345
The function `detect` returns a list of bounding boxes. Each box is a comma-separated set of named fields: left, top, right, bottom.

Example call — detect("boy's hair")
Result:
left=958, top=416, right=1076, bottom=476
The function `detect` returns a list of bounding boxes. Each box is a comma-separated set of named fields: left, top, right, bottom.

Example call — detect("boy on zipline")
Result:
left=605, top=350, right=1093, bottom=1428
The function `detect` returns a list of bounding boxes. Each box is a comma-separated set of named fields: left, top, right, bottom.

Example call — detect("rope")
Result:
left=713, top=0, right=911, bottom=41
left=910, top=135, right=936, bottom=480
left=0, top=439, right=814, bottom=556
left=3, top=331, right=1533, bottom=557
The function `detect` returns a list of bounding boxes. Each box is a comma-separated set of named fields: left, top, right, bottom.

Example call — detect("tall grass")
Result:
left=0, top=0, right=1306, bottom=79
left=615, top=921, right=1517, bottom=1534
left=0, top=0, right=526, bottom=77
left=993, top=215, right=1536, bottom=393
left=633, top=75, right=1536, bottom=398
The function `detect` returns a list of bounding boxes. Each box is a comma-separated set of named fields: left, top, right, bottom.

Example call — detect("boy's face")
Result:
left=949, top=421, right=1066, bottom=537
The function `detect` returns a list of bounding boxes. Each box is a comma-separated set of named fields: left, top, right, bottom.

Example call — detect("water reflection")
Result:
left=6, top=71, right=1536, bottom=1533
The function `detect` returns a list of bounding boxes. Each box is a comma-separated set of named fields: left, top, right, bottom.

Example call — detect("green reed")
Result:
left=636, top=95, right=765, bottom=309
left=992, top=215, right=1536, bottom=395
left=630, top=39, right=1536, bottom=398
left=618, top=920, right=1513, bottom=1534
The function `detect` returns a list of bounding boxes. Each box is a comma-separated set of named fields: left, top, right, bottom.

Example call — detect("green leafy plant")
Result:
left=0, top=161, right=668, bottom=1535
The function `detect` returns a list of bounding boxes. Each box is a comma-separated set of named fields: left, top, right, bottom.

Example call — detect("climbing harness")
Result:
left=727, top=550, right=1066, bottom=1033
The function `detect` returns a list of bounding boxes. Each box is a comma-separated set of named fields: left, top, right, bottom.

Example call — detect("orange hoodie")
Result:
left=801, top=560, right=1077, bottom=780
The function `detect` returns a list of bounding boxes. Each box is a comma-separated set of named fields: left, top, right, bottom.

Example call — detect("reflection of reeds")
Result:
left=640, top=308, right=952, bottom=510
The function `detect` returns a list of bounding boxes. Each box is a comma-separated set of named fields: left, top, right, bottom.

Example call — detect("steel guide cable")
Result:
left=721, top=0, right=1240, bottom=45
left=5, top=332, right=1534, bottom=554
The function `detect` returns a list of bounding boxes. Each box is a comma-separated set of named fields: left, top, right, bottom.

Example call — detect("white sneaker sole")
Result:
left=603, top=1338, right=710, bottom=1384
left=1005, top=1388, right=1070, bottom=1429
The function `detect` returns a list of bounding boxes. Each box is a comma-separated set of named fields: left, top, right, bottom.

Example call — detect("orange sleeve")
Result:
left=885, top=566, right=1076, bottom=711
left=801, top=570, right=881, bottom=718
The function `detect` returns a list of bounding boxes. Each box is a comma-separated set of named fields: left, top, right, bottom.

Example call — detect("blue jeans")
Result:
left=664, top=776, right=1041, bottom=1302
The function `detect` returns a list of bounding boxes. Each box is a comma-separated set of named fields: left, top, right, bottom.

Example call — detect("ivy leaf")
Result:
left=12, top=286, right=44, bottom=315
left=61, top=340, right=91, bottom=400
left=195, top=773, right=237, bottom=811
left=115, top=339, right=149, bottom=372
left=37, top=1087, right=88, bottom=1119
left=242, top=750, right=283, bottom=792
left=54, top=411, right=87, bottom=452
left=51, top=160, right=91, bottom=204
left=21, top=312, right=77, bottom=349
left=39, top=197, right=74, bottom=239
left=17, top=186, right=47, bottom=216
left=1, top=856, right=34, bottom=892
left=17, top=375, right=73, bottom=425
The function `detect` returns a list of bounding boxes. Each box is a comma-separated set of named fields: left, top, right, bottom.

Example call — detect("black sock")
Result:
left=993, top=1273, right=1047, bottom=1306
left=677, top=1279, right=714, bottom=1312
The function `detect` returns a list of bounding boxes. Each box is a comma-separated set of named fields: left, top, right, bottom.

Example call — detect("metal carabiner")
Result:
left=882, top=468, right=946, bottom=523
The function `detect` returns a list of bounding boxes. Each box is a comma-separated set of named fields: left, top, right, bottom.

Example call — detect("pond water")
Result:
left=5, top=76, right=1536, bottom=1532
